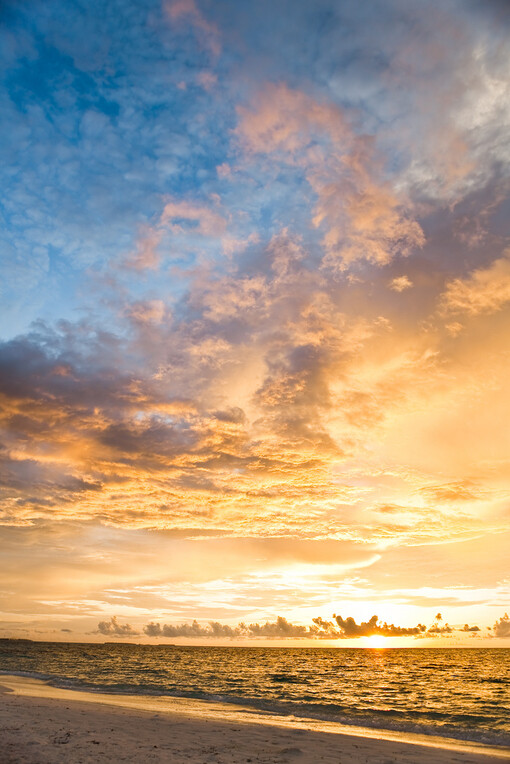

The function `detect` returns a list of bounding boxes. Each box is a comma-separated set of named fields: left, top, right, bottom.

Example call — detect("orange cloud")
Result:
left=126, top=225, right=164, bottom=270
left=389, top=275, right=413, bottom=292
left=440, top=251, right=510, bottom=316
left=126, top=199, right=227, bottom=270
left=236, top=84, right=424, bottom=268
left=161, top=200, right=227, bottom=236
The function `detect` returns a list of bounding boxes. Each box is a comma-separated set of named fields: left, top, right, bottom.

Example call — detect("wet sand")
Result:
left=1, top=675, right=508, bottom=763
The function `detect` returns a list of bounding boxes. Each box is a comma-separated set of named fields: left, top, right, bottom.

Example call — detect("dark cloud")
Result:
left=333, top=614, right=427, bottom=638
left=144, top=620, right=240, bottom=639
left=427, top=613, right=453, bottom=634
left=243, top=617, right=309, bottom=638
left=141, top=614, right=441, bottom=640
left=143, top=616, right=313, bottom=639
left=96, top=616, right=138, bottom=638
left=427, top=624, right=453, bottom=634
left=0, top=306, right=352, bottom=522
left=460, top=624, right=480, bottom=632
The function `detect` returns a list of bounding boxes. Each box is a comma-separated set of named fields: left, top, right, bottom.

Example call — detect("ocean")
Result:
left=1, top=641, right=509, bottom=749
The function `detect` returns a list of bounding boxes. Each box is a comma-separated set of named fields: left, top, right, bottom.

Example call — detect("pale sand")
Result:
left=1, top=676, right=509, bottom=763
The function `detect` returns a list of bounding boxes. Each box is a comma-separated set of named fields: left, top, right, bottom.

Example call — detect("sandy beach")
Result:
left=1, top=675, right=508, bottom=764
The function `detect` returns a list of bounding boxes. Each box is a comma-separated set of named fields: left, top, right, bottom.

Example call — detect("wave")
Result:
left=268, top=673, right=302, bottom=683
left=482, top=677, right=510, bottom=685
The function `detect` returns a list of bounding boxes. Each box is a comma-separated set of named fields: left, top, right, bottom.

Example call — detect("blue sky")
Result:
left=3, top=0, right=506, bottom=337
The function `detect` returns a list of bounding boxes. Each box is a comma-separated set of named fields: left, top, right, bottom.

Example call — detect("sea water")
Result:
left=1, top=641, right=508, bottom=748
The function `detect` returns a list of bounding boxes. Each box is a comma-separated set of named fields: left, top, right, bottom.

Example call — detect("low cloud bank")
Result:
left=152, top=613, right=425, bottom=640
left=96, top=613, right=491, bottom=641
left=144, top=616, right=310, bottom=639
left=332, top=615, right=426, bottom=638
left=97, top=616, right=139, bottom=637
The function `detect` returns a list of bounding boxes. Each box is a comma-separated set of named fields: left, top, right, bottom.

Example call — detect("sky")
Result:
left=0, top=0, right=509, bottom=646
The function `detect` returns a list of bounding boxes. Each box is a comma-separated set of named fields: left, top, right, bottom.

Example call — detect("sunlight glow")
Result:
left=367, top=635, right=387, bottom=649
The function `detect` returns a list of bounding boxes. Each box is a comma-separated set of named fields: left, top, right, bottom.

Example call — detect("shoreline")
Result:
left=2, top=668, right=509, bottom=749
left=1, top=675, right=509, bottom=763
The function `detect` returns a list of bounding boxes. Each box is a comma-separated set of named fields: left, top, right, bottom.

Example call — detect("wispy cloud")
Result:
left=165, top=0, right=221, bottom=56
left=440, top=251, right=510, bottom=316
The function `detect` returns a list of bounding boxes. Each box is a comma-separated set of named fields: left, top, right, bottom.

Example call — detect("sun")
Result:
left=367, top=635, right=387, bottom=648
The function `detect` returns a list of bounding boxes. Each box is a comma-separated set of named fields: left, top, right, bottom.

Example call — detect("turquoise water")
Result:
left=1, top=642, right=509, bottom=748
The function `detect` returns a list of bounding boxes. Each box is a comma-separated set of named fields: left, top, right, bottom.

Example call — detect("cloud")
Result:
left=0, top=0, right=225, bottom=335
left=427, top=624, right=453, bottom=634
left=0, top=255, right=373, bottom=529
left=142, top=616, right=310, bottom=639
left=235, top=84, right=424, bottom=268
left=419, top=482, right=481, bottom=503
left=0, top=520, right=380, bottom=626
left=126, top=226, right=164, bottom=271
left=440, top=251, right=510, bottom=316
left=126, top=300, right=167, bottom=326
left=375, top=3, right=510, bottom=202
left=460, top=624, right=480, bottom=632
left=493, top=613, right=510, bottom=638
left=426, top=612, right=453, bottom=635
left=389, top=275, right=413, bottom=292
left=165, top=0, right=221, bottom=56
left=141, top=613, right=435, bottom=640
left=96, top=616, right=139, bottom=637
left=196, top=70, right=217, bottom=91
left=126, top=200, right=227, bottom=270
left=333, top=614, right=426, bottom=638
left=2, top=0, right=510, bottom=641
left=160, top=200, right=226, bottom=237
left=0, top=245, right=507, bottom=552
